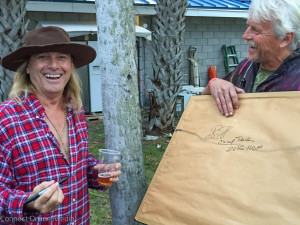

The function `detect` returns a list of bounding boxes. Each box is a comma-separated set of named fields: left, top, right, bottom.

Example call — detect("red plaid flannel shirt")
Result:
left=0, top=93, right=106, bottom=224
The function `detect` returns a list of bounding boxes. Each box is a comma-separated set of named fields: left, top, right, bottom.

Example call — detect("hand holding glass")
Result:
left=98, top=149, right=121, bottom=186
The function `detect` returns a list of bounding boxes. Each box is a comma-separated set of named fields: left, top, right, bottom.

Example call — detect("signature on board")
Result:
left=205, top=125, right=263, bottom=152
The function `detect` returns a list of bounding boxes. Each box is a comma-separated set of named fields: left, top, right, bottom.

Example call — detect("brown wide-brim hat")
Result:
left=1, top=26, right=96, bottom=72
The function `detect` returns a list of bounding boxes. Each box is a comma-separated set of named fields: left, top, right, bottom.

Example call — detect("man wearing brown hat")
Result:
left=0, top=26, right=121, bottom=224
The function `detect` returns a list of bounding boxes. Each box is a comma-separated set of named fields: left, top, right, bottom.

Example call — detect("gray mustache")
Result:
left=245, top=40, right=257, bottom=48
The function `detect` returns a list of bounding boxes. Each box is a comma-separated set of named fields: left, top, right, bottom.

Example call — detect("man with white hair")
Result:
left=202, top=0, right=300, bottom=117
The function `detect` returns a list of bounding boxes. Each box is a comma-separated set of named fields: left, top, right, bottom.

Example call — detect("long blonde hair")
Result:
left=9, top=61, right=83, bottom=112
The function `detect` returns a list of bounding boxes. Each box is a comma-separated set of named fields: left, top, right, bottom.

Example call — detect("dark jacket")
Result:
left=224, top=48, right=300, bottom=93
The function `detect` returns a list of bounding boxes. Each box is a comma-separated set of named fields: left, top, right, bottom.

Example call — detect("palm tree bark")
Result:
left=149, top=0, right=187, bottom=132
left=0, top=0, right=29, bottom=102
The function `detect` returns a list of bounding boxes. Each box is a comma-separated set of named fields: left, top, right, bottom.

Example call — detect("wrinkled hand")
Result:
left=25, top=180, right=64, bottom=213
left=209, top=78, right=245, bottom=116
left=94, top=163, right=122, bottom=185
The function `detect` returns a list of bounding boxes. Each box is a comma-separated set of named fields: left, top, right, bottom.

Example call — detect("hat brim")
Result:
left=1, top=43, right=96, bottom=72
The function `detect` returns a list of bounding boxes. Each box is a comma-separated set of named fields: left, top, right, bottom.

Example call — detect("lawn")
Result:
left=87, top=119, right=168, bottom=224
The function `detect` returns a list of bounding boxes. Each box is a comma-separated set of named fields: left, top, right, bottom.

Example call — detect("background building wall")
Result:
left=140, top=16, right=248, bottom=90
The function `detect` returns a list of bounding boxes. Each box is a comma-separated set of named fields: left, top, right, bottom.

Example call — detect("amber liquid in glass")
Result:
left=98, top=172, right=112, bottom=186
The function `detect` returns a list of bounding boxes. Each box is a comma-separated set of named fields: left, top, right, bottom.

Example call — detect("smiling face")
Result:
left=242, top=18, right=289, bottom=69
left=26, top=52, right=74, bottom=100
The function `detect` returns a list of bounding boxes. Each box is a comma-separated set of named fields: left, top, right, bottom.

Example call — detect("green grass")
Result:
left=87, top=119, right=167, bottom=224
left=142, top=137, right=169, bottom=185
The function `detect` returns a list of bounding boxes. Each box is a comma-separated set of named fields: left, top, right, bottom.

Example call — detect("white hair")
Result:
left=249, top=0, right=300, bottom=50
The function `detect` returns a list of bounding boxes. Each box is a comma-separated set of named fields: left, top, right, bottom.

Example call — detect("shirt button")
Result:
left=36, top=115, right=39, bottom=119
left=73, top=198, right=76, bottom=202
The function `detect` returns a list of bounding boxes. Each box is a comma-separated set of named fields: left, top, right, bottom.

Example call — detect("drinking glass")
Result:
left=98, top=149, right=121, bottom=186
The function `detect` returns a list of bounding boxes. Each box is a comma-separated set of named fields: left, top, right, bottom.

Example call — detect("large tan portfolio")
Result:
left=136, top=92, right=300, bottom=225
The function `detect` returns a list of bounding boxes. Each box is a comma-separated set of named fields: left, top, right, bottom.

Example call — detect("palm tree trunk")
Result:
left=149, top=0, right=187, bottom=132
left=0, top=0, right=29, bottom=102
